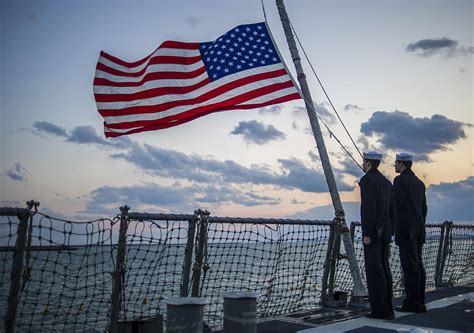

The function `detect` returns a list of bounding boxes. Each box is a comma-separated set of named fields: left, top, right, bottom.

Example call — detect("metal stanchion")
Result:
left=223, top=292, right=258, bottom=333
left=165, top=297, right=207, bottom=333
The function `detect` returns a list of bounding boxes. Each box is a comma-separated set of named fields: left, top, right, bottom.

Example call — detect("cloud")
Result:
left=5, top=162, right=30, bottom=182
left=278, top=158, right=353, bottom=192
left=344, top=104, right=363, bottom=112
left=191, top=184, right=280, bottom=207
left=308, top=150, right=320, bottom=163
left=259, top=105, right=283, bottom=115
left=111, top=142, right=352, bottom=193
left=33, top=121, right=68, bottom=137
left=288, top=177, right=474, bottom=223
left=294, top=102, right=336, bottom=125
left=230, top=120, right=286, bottom=144
left=82, top=182, right=281, bottom=215
left=0, top=200, right=22, bottom=206
left=32, top=121, right=132, bottom=149
left=185, top=16, right=201, bottom=28
left=338, top=156, right=364, bottom=178
left=67, top=126, right=112, bottom=146
left=291, top=198, right=306, bottom=205
left=406, top=37, right=474, bottom=57
left=24, top=118, right=392, bottom=218
left=426, top=177, right=474, bottom=223
left=360, top=111, right=469, bottom=159
left=287, top=201, right=361, bottom=222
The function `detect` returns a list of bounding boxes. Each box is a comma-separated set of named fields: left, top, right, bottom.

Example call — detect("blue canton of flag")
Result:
left=200, top=23, right=281, bottom=81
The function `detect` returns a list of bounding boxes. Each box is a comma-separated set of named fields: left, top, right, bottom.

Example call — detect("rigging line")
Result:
left=289, top=20, right=364, bottom=160
left=261, top=0, right=268, bottom=22
left=264, top=6, right=362, bottom=171
left=301, top=94, right=363, bottom=171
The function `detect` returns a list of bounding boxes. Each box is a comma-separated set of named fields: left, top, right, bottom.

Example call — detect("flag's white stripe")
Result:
left=99, top=48, right=201, bottom=73
left=102, top=75, right=293, bottom=124
left=104, top=87, right=298, bottom=134
left=94, top=60, right=205, bottom=82
left=93, top=71, right=209, bottom=95
left=97, top=64, right=286, bottom=110
left=237, top=87, right=299, bottom=104
left=105, top=125, right=144, bottom=134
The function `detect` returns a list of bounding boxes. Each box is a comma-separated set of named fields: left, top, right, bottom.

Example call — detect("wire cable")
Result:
left=289, top=20, right=364, bottom=160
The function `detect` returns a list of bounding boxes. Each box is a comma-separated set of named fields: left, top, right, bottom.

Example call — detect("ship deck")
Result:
left=253, top=283, right=473, bottom=333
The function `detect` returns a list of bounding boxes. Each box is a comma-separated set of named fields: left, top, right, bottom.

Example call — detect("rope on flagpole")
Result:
left=261, top=0, right=268, bottom=22
left=288, top=20, right=364, bottom=161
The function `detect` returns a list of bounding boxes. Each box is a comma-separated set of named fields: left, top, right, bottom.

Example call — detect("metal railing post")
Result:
left=110, top=206, right=129, bottom=333
left=438, top=221, right=454, bottom=287
left=191, top=210, right=209, bottom=297
left=4, top=208, right=30, bottom=333
left=435, top=221, right=447, bottom=288
left=349, top=222, right=356, bottom=242
left=180, top=216, right=198, bottom=297
left=320, top=222, right=336, bottom=305
left=327, top=224, right=341, bottom=301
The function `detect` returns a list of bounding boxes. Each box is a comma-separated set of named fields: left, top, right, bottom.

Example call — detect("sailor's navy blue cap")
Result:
left=396, top=153, right=413, bottom=161
left=363, top=151, right=382, bottom=161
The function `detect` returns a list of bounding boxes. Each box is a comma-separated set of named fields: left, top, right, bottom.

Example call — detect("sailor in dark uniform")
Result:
left=393, top=153, right=428, bottom=313
left=359, top=151, right=395, bottom=320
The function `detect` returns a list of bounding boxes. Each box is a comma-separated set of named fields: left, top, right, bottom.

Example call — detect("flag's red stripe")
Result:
left=93, top=66, right=207, bottom=87
left=100, top=41, right=200, bottom=69
left=96, top=55, right=202, bottom=77
left=94, top=78, right=211, bottom=103
left=98, top=69, right=289, bottom=117
left=104, top=80, right=296, bottom=129
left=104, top=93, right=300, bottom=137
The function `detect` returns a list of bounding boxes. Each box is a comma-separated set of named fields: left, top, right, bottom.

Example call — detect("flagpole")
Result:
left=275, top=0, right=367, bottom=302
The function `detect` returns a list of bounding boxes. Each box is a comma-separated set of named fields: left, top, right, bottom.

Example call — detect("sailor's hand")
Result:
left=363, top=236, right=371, bottom=245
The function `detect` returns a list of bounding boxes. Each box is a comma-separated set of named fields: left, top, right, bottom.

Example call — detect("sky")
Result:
left=1, top=0, right=472, bottom=224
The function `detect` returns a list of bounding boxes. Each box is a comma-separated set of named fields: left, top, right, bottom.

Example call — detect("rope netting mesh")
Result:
left=1, top=206, right=473, bottom=332
left=0, top=214, right=20, bottom=328
left=3, top=212, right=117, bottom=332
left=120, top=217, right=191, bottom=321
left=443, top=224, right=474, bottom=285
left=333, top=223, right=471, bottom=294
left=199, top=218, right=332, bottom=326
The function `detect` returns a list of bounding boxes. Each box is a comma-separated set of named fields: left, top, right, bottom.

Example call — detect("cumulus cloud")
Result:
left=230, top=120, right=286, bottom=144
left=406, top=37, right=474, bottom=57
left=308, top=150, right=320, bottom=163
left=82, top=182, right=281, bottom=214
left=32, top=121, right=131, bottom=149
left=259, top=105, right=283, bottom=115
left=288, top=177, right=474, bottom=223
left=360, top=111, right=470, bottom=160
left=338, top=156, right=364, bottom=178
left=293, top=102, right=336, bottom=125
left=111, top=142, right=353, bottom=193
left=191, top=185, right=281, bottom=206
left=287, top=201, right=361, bottom=222
left=5, top=162, right=30, bottom=182
left=278, top=158, right=353, bottom=192
left=344, top=104, right=363, bottom=112
left=426, top=177, right=474, bottom=222
left=67, top=126, right=112, bottom=146
left=33, top=121, right=68, bottom=137
left=30, top=121, right=354, bottom=214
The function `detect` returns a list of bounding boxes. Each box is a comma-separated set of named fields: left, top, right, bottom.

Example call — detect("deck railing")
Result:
left=1, top=204, right=472, bottom=332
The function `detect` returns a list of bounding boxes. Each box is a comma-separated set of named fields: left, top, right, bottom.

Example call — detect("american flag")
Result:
left=93, top=22, right=301, bottom=138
